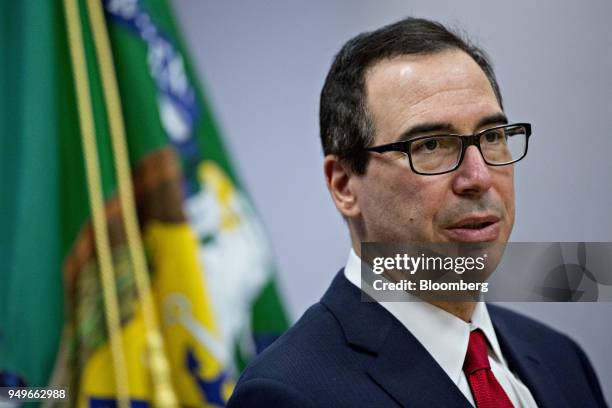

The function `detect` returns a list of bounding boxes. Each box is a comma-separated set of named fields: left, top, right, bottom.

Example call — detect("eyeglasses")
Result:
left=365, top=123, right=532, bottom=175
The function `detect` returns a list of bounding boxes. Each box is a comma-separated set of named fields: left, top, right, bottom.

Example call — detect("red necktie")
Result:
left=463, top=330, right=514, bottom=408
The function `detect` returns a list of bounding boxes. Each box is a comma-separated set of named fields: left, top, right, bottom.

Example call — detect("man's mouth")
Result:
left=455, top=221, right=495, bottom=229
left=444, top=215, right=501, bottom=242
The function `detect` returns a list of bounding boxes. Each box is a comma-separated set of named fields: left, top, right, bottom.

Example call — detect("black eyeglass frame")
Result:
left=364, top=122, right=532, bottom=176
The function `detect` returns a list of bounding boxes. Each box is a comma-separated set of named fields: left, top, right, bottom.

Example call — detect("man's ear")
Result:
left=323, top=155, right=361, bottom=218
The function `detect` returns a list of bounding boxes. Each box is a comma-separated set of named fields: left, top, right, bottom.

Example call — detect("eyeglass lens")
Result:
left=409, top=125, right=527, bottom=174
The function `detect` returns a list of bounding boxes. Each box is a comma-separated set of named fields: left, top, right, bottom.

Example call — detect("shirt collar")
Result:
left=344, top=248, right=507, bottom=385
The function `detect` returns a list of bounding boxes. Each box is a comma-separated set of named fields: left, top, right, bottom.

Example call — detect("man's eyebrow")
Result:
left=396, top=122, right=454, bottom=141
left=475, top=113, right=508, bottom=129
left=396, top=112, right=509, bottom=142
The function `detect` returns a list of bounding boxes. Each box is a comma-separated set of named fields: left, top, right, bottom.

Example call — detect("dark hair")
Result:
left=319, top=17, right=503, bottom=174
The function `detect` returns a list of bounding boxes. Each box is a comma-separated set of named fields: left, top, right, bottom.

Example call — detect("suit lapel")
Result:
left=366, top=318, right=472, bottom=408
left=490, top=308, right=571, bottom=408
left=322, top=271, right=471, bottom=408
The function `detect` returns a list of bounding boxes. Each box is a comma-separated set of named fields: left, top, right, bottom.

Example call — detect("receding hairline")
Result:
left=361, top=48, right=503, bottom=138
left=366, top=48, right=500, bottom=97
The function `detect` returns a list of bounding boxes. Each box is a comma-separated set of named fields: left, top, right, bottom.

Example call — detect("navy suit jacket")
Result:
left=228, top=271, right=608, bottom=407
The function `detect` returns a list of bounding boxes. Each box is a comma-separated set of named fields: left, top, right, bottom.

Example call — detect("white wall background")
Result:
left=171, top=0, right=612, bottom=398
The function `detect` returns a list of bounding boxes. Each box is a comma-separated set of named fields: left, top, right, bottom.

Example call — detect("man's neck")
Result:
left=429, top=300, right=477, bottom=323
left=352, top=242, right=477, bottom=322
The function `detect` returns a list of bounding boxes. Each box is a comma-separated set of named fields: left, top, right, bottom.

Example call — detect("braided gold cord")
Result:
left=85, top=0, right=178, bottom=406
left=62, top=0, right=130, bottom=407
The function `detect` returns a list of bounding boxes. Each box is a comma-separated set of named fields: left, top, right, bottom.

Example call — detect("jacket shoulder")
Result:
left=230, top=301, right=353, bottom=393
left=488, top=304, right=608, bottom=406
left=227, top=377, right=315, bottom=408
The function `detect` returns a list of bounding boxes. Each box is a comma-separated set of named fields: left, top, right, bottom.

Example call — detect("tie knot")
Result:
left=463, top=329, right=491, bottom=375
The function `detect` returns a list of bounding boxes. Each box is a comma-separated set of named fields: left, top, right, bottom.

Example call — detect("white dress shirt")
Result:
left=344, top=249, right=538, bottom=408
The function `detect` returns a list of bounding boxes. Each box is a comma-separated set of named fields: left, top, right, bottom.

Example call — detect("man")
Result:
left=228, top=17, right=607, bottom=407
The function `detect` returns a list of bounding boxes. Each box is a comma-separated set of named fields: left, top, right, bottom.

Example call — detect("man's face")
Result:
left=351, top=49, right=515, bottom=243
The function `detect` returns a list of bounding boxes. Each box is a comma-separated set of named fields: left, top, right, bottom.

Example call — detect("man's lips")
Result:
left=444, top=215, right=501, bottom=242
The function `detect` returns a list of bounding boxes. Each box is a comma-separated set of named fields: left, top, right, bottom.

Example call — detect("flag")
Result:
left=0, top=0, right=289, bottom=406
left=0, top=0, right=65, bottom=391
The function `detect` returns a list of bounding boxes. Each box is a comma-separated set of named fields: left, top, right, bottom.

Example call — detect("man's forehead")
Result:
left=365, top=49, right=491, bottom=99
left=364, top=49, right=501, bottom=141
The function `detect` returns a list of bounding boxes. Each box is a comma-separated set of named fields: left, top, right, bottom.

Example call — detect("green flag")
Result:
left=0, top=0, right=64, bottom=388
left=1, top=0, right=289, bottom=405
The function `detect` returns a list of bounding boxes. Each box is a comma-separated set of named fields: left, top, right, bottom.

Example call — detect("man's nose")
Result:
left=451, top=145, right=493, bottom=196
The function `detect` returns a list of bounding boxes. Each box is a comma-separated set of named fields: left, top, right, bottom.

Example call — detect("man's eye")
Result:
left=410, top=139, right=439, bottom=154
left=424, top=140, right=439, bottom=150
left=484, top=131, right=503, bottom=143
left=412, top=137, right=456, bottom=155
